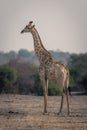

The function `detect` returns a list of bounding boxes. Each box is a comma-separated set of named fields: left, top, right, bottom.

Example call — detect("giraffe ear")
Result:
left=29, top=21, right=33, bottom=25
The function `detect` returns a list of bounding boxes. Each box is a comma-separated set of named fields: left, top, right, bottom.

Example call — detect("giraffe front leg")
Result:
left=39, top=67, right=48, bottom=114
left=43, top=87, right=48, bottom=114
left=42, top=79, right=48, bottom=114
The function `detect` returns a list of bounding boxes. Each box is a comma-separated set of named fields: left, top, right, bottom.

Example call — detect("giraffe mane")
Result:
left=34, top=28, right=52, bottom=58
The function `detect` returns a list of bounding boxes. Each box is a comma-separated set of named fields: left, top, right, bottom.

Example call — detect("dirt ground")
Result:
left=0, top=94, right=87, bottom=130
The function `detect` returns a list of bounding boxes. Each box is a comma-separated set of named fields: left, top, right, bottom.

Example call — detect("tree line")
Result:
left=0, top=49, right=87, bottom=95
left=0, top=49, right=70, bottom=65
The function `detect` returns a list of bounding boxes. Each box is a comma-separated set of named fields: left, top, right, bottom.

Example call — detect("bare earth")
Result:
left=0, top=94, right=87, bottom=130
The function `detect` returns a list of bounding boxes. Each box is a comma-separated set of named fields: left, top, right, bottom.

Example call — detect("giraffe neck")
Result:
left=31, top=28, right=52, bottom=63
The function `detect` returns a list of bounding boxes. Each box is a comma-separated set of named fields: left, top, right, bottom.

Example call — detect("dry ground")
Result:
left=0, top=94, right=87, bottom=130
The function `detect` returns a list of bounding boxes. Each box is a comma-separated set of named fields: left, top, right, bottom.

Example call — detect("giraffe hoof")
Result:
left=43, top=112, right=49, bottom=115
left=57, top=112, right=62, bottom=115
left=67, top=112, right=70, bottom=116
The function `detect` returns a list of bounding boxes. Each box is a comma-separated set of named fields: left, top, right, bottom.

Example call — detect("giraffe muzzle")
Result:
left=21, top=30, right=24, bottom=33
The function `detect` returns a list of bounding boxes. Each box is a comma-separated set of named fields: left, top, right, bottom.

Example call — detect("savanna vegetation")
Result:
left=0, top=49, right=87, bottom=95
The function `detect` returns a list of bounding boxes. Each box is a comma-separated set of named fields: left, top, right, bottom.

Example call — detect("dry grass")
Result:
left=0, top=94, right=87, bottom=130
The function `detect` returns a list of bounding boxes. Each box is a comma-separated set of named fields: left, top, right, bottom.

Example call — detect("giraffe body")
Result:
left=21, top=21, right=70, bottom=115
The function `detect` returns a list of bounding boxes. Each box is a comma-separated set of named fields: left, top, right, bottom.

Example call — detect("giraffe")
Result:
left=21, top=21, right=70, bottom=115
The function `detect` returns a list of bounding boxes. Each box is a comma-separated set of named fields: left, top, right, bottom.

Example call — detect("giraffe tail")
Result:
left=64, top=71, right=71, bottom=96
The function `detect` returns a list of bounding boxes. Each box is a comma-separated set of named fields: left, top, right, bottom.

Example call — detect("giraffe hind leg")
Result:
left=58, top=87, right=70, bottom=116
left=66, top=88, right=70, bottom=115
left=64, top=87, right=70, bottom=115
left=58, top=91, right=64, bottom=115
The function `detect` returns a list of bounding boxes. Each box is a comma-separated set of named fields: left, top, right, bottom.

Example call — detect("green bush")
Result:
left=0, top=65, right=17, bottom=93
left=69, top=53, right=87, bottom=92
left=37, top=84, right=43, bottom=96
left=80, top=74, right=87, bottom=92
left=48, top=80, right=61, bottom=96
left=37, top=80, right=61, bottom=96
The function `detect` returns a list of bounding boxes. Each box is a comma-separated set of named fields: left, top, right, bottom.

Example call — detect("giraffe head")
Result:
left=21, top=21, right=35, bottom=33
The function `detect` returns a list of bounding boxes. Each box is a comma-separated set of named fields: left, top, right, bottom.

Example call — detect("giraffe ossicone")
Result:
left=21, top=21, right=70, bottom=115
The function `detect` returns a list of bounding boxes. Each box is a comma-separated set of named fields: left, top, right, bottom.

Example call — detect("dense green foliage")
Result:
left=69, top=53, right=87, bottom=92
left=8, top=60, right=61, bottom=95
left=0, top=65, right=17, bottom=93
left=37, top=80, right=61, bottom=96
left=0, top=49, right=87, bottom=94
left=48, top=81, right=61, bottom=96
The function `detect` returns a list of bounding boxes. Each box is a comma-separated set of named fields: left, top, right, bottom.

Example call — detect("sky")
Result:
left=0, top=0, right=87, bottom=53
